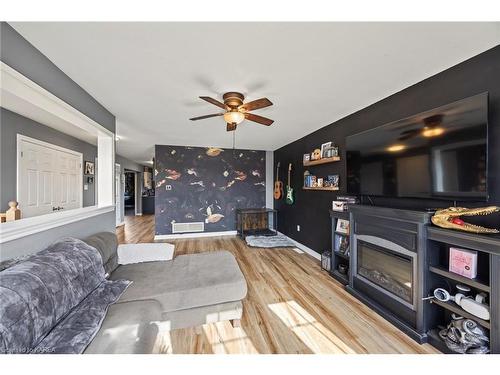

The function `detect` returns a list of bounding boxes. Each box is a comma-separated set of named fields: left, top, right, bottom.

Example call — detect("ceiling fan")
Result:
left=189, top=92, right=274, bottom=132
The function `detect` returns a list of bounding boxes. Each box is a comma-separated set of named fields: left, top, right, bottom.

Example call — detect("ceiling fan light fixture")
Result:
left=223, top=110, right=245, bottom=124
left=422, top=127, right=445, bottom=137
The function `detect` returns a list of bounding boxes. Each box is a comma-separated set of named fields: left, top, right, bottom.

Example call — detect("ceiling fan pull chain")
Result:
left=232, top=129, right=236, bottom=150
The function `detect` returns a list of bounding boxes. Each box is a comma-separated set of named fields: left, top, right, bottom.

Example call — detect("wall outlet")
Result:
left=297, top=225, right=300, bottom=232
left=166, top=185, right=172, bottom=191
left=83, top=184, right=88, bottom=191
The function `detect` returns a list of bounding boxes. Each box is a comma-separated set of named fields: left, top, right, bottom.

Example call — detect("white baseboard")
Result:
left=135, top=212, right=143, bottom=216
left=116, top=221, right=125, bottom=227
left=278, top=231, right=321, bottom=260
left=154, top=230, right=237, bottom=240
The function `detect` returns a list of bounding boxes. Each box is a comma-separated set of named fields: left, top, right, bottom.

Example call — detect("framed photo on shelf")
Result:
left=336, top=219, right=350, bottom=234
left=334, top=233, right=350, bottom=254
left=327, top=174, right=339, bottom=188
left=303, top=153, right=311, bottom=163
left=320, top=142, right=332, bottom=158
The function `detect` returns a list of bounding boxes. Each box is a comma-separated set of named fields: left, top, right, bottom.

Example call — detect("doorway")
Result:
left=124, top=170, right=137, bottom=216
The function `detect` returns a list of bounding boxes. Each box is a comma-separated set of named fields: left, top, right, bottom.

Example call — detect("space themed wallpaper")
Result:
left=154, top=145, right=267, bottom=235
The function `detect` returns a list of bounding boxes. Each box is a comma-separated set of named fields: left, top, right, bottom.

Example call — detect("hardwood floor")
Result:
left=116, top=215, right=439, bottom=354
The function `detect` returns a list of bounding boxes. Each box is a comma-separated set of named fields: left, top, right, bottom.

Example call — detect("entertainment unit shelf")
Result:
left=428, top=265, right=490, bottom=292
left=303, top=156, right=340, bottom=167
left=303, top=186, right=339, bottom=191
left=329, top=210, right=351, bottom=286
left=430, top=299, right=491, bottom=329
left=425, top=226, right=500, bottom=354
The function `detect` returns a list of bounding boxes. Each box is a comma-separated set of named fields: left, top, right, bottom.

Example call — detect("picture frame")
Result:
left=320, top=142, right=332, bottom=158
left=336, top=219, right=350, bottom=234
left=84, top=161, right=95, bottom=175
left=327, top=174, right=339, bottom=188
left=303, top=153, right=311, bottom=163
left=334, top=233, right=349, bottom=254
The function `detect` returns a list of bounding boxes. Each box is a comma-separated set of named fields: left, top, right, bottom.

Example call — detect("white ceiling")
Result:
left=10, top=22, right=500, bottom=165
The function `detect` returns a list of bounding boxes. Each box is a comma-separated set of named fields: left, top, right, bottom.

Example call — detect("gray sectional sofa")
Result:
left=0, top=232, right=247, bottom=354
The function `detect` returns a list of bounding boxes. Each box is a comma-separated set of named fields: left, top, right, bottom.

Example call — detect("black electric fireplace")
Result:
left=347, top=205, right=432, bottom=343
left=356, top=239, right=417, bottom=310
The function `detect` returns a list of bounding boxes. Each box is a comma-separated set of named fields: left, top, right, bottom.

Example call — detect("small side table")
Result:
left=236, top=208, right=277, bottom=239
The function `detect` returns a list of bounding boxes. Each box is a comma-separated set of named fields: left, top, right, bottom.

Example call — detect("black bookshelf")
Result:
left=425, top=227, right=500, bottom=354
left=329, top=210, right=351, bottom=285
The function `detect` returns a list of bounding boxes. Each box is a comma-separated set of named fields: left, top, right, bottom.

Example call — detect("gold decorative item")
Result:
left=431, top=206, right=500, bottom=234
left=311, top=148, right=321, bottom=160
left=5, top=201, right=21, bottom=222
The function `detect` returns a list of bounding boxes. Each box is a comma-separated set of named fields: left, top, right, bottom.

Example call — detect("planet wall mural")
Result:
left=154, top=145, right=267, bottom=235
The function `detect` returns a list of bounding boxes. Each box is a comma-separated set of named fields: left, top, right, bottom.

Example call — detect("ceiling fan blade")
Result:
left=199, top=96, right=227, bottom=110
left=226, top=123, right=237, bottom=132
left=240, top=98, right=273, bottom=112
left=189, top=113, right=224, bottom=121
left=245, top=113, right=274, bottom=126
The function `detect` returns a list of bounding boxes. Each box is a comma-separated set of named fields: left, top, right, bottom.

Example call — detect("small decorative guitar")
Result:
left=286, top=163, right=294, bottom=205
left=273, top=162, right=283, bottom=200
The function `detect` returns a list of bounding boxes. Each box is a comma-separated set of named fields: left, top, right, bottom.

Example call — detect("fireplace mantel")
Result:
left=346, top=205, right=432, bottom=343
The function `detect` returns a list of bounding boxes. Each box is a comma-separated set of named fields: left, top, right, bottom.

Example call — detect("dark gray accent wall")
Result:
left=274, top=45, right=500, bottom=255
left=0, top=108, right=98, bottom=211
left=155, top=145, right=266, bottom=235
left=0, top=23, right=115, bottom=132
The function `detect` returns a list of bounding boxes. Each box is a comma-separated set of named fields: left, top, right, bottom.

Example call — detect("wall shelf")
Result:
left=429, top=265, right=490, bottom=292
left=303, top=156, right=340, bottom=167
left=303, top=186, right=339, bottom=191
left=430, top=299, right=491, bottom=329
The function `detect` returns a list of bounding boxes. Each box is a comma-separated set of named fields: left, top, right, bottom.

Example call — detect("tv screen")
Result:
left=346, top=93, right=488, bottom=200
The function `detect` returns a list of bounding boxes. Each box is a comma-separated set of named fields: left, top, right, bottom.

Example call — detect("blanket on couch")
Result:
left=0, top=237, right=130, bottom=354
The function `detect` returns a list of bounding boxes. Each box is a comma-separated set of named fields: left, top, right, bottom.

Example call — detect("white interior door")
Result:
left=17, top=135, right=83, bottom=218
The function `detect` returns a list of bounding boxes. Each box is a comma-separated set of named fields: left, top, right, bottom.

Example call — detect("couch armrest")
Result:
left=117, top=243, right=174, bottom=265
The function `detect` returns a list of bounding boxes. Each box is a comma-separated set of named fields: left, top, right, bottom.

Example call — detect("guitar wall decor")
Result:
left=286, top=163, right=294, bottom=205
left=274, top=162, right=283, bottom=200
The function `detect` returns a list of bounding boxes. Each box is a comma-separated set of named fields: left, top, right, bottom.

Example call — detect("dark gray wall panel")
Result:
left=155, top=145, right=266, bottom=235
left=274, top=45, right=500, bottom=254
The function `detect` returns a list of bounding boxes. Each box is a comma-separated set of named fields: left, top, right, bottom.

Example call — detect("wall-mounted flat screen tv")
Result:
left=346, top=93, right=488, bottom=200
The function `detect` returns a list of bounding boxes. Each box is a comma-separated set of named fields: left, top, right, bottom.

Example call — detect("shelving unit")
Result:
left=425, top=226, right=500, bottom=354
left=329, top=210, right=351, bottom=285
left=302, top=186, right=339, bottom=191
left=428, top=265, right=490, bottom=292
left=303, top=156, right=340, bottom=167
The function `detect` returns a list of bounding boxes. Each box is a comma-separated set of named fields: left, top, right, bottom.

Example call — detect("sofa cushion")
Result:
left=84, top=300, right=163, bottom=354
left=111, top=251, right=247, bottom=313
left=0, top=238, right=106, bottom=353
left=83, top=232, right=119, bottom=275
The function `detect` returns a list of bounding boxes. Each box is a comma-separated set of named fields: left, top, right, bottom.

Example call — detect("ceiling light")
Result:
left=422, top=127, right=445, bottom=137
left=387, top=144, right=406, bottom=152
left=223, top=110, right=245, bottom=124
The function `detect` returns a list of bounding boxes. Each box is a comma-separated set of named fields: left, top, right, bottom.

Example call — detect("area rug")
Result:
left=245, top=234, right=296, bottom=248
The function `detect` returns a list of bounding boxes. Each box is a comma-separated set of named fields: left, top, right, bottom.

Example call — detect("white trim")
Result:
left=0, top=205, right=114, bottom=243
left=278, top=231, right=321, bottom=260
left=116, top=221, right=125, bottom=227
left=135, top=213, right=143, bottom=216
left=154, top=230, right=237, bottom=241
left=16, top=134, right=84, bottom=214
left=0, top=62, right=113, bottom=138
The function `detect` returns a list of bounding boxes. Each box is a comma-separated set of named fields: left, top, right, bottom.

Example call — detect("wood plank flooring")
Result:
left=117, top=215, right=439, bottom=354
